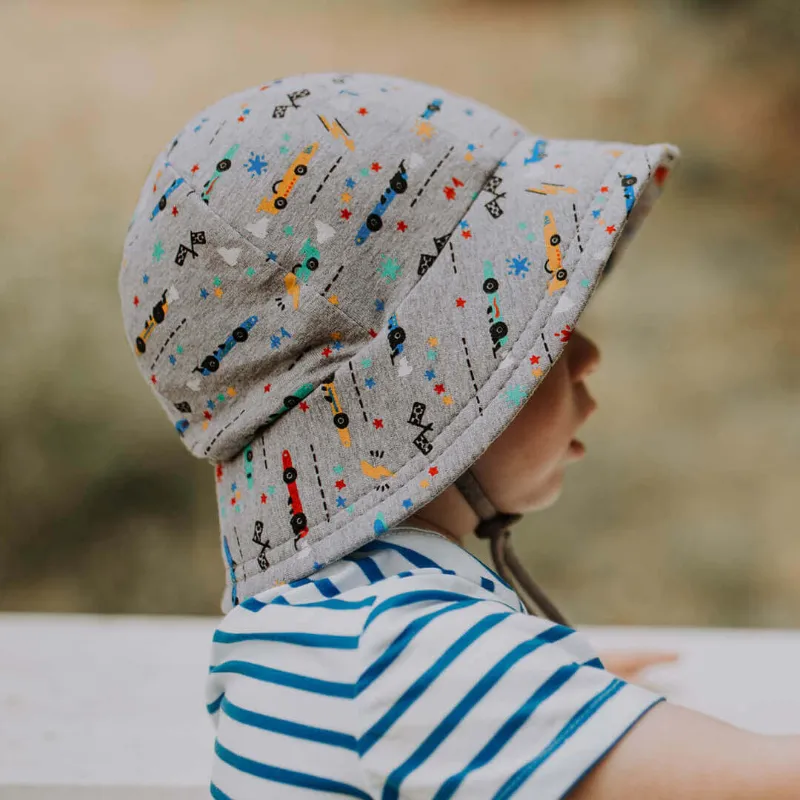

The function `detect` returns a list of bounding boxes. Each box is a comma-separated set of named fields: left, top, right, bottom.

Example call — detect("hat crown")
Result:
left=119, top=72, right=525, bottom=462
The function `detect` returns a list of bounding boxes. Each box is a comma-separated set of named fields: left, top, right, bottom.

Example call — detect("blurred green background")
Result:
left=1, top=0, right=798, bottom=625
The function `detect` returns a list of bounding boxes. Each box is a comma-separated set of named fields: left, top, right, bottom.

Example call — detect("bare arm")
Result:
left=568, top=700, right=800, bottom=800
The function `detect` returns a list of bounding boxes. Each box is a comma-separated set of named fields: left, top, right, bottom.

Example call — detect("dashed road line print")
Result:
left=322, top=264, right=346, bottom=296
left=260, top=431, right=268, bottom=472
left=308, top=442, right=330, bottom=522
left=571, top=202, right=583, bottom=253
left=232, top=524, right=245, bottom=578
left=348, top=359, right=369, bottom=424
left=410, top=145, right=455, bottom=208
left=448, top=239, right=458, bottom=274
left=461, top=337, right=483, bottom=416
left=541, top=332, right=554, bottom=364
left=150, top=317, right=188, bottom=371
left=204, top=407, right=247, bottom=456
left=310, top=156, right=343, bottom=204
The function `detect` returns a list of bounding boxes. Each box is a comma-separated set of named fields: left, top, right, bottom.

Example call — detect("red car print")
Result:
left=282, top=449, right=309, bottom=549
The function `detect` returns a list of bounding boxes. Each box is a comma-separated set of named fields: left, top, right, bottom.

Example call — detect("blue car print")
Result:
left=524, top=139, right=548, bottom=166
left=175, top=418, right=190, bottom=437
left=193, top=315, right=259, bottom=376
left=150, top=177, right=185, bottom=221
left=420, top=99, right=443, bottom=119
left=355, top=160, right=408, bottom=246
left=619, top=172, right=638, bottom=216
left=223, top=535, right=238, bottom=606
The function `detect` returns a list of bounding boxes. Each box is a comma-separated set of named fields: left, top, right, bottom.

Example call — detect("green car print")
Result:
left=292, top=238, right=320, bottom=284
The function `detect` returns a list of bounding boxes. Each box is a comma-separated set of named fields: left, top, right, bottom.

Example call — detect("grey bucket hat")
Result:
left=118, top=72, right=678, bottom=616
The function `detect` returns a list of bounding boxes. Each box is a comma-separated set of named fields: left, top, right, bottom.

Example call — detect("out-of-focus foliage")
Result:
left=1, top=0, right=797, bottom=624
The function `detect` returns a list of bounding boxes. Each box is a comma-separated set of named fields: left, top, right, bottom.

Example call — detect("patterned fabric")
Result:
left=118, top=72, right=679, bottom=612
left=206, top=527, right=664, bottom=799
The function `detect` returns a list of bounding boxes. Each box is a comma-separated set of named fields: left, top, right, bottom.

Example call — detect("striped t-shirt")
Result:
left=205, top=527, right=664, bottom=799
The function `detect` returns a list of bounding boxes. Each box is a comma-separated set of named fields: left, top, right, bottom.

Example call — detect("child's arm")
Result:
left=568, top=700, right=800, bottom=799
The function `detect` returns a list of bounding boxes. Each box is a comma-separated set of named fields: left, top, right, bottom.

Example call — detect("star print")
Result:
left=213, top=276, right=222, bottom=287
left=142, top=274, right=149, bottom=284
left=371, top=162, right=382, bottom=172
left=279, top=146, right=289, bottom=155
left=397, top=221, right=407, bottom=232
left=171, top=206, right=179, bottom=217
left=345, top=177, right=356, bottom=189
left=153, top=241, right=165, bottom=261
left=200, top=288, right=209, bottom=299
left=606, top=225, right=617, bottom=234
left=425, top=369, right=436, bottom=381
left=176, top=345, right=183, bottom=354
left=246, top=267, right=255, bottom=277
left=505, top=384, right=527, bottom=408
left=266, top=251, right=277, bottom=262
left=246, top=153, right=268, bottom=175
left=402, top=499, right=413, bottom=510
left=373, top=418, right=383, bottom=429
left=455, top=297, right=466, bottom=308
left=340, top=208, right=352, bottom=220
left=360, top=167, right=370, bottom=177
left=335, top=479, right=346, bottom=490
left=466, top=144, right=476, bottom=152
left=260, top=493, right=267, bottom=504
left=133, top=295, right=139, bottom=307
left=361, top=357, right=373, bottom=368
left=434, top=383, right=445, bottom=395
left=459, top=220, right=469, bottom=229
left=357, top=107, right=368, bottom=116
left=190, top=164, right=200, bottom=174
left=150, top=374, right=157, bottom=385
left=284, top=225, right=294, bottom=236
left=600, top=186, right=609, bottom=193
left=461, top=229, right=472, bottom=239
left=428, top=337, right=438, bottom=347
left=464, top=108, right=474, bottom=116
left=263, top=384, right=271, bottom=392
left=341, top=192, right=352, bottom=203
left=554, top=164, right=562, bottom=169
left=336, top=496, right=347, bottom=509
left=591, top=209, right=601, bottom=219
left=378, top=255, right=402, bottom=281
left=321, top=346, right=332, bottom=358
left=169, top=354, right=176, bottom=365
left=529, top=354, right=540, bottom=365
left=443, top=186, right=456, bottom=200
left=282, top=133, right=291, bottom=142
left=365, top=377, right=376, bottom=389
left=270, top=334, right=281, bottom=348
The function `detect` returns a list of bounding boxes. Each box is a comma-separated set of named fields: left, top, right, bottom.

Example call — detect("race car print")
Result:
left=257, top=142, right=320, bottom=214
left=200, top=144, right=240, bottom=204
left=354, top=160, right=409, bottom=245
left=243, top=443, right=255, bottom=489
left=543, top=210, right=568, bottom=295
left=524, top=139, right=548, bottom=165
left=292, top=237, right=320, bottom=284
left=420, top=98, right=443, bottom=119
left=222, top=535, right=238, bottom=606
left=482, top=261, right=509, bottom=357
left=149, top=177, right=185, bottom=221
left=265, top=382, right=315, bottom=426
left=387, top=313, right=412, bottom=376
left=175, top=418, right=190, bottom=437
left=192, top=315, right=259, bottom=376
left=619, top=172, right=638, bottom=216
left=320, top=372, right=351, bottom=448
left=281, top=449, right=309, bottom=549
left=135, top=285, right=179, bottom=355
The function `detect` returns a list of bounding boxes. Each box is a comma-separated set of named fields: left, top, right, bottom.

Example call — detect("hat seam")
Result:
left=230, top=144, right=655, bottom=588
left=160, top=160, right=374, bottom=340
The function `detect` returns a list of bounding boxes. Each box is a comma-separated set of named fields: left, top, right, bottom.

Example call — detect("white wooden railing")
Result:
left=2, top=613, right=799, bottom=798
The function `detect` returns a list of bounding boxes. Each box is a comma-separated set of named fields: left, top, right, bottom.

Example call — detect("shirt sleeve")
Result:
left=353, top=573, right=664, bottom=800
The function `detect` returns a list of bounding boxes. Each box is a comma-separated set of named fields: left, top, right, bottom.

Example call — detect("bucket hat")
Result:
left=118, top=72, right=678, bottom=617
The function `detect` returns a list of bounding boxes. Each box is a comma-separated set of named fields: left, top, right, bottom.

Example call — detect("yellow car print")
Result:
left=257, top=142, right=319, bottom=214
left=543, top=210, right=568, bottom=295
left=320, top=374, right=351, bottom=448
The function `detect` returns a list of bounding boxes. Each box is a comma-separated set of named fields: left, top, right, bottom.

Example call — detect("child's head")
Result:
left=117, top=71, right=677, bottom=610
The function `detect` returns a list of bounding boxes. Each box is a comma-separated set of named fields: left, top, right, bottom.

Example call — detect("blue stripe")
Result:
left=209, top=780, right=234, bottom=800
left=214, top=739, right=372, bottom=799
left=241, top=596, right=267, bottom=611
left=209, top=660, right=353, bottom=698
left=356, top=599, right=480, bottom=695
left=358, top=539, right=442, bottom=569
left=278, top=596, right=377, bottom=610
left=207, top=692, right=224, bottom=714
left=433, top=662, right=581, bottom=800
left=270, top=595, right=290, bottom=605
left=359, top=612, right=512, bottom=756
left=289, top=577, right=312, bottom=588
left=213, top=629, right=358, bottom=649
left=220, top=695, right=357, bottom=750
left=382, top=627, right=575, bottom=799
left=480, top=576, right=495, bottom=592
left=363, top=589, right=480, bottom=631
left=343, top=554, right=385, bottom=583
left=493, top=678, right=627, bottom=799
left=584, top=656, right=605, bottom=669
left=314, top=577, right=341, bottom=598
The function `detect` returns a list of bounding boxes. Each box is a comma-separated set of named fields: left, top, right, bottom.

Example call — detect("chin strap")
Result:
left=453, top=468, right=570, bottom=626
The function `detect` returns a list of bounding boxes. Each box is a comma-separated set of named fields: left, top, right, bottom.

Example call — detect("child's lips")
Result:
left=568, top=438, right=586, bottom=456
